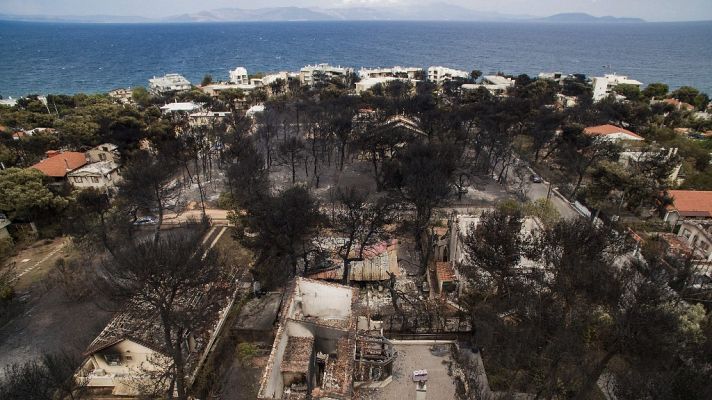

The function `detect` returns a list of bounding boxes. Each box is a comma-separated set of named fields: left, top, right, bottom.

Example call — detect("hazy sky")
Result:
left=1, top=0, right=711, bottom=22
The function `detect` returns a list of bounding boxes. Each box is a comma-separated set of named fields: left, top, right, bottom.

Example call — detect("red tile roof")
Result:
left=667, top=190, right=712, bottom=218
left=30, top=151, right=86, bottom=178
left=584, top=124, right=644, bottom=140
left=663, top=98, right=695, bottom=111
left=436, top=262, right=456, bottom=283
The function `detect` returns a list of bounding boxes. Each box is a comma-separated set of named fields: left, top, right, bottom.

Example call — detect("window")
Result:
left=91, top=177, right=99, bottom=183
left=682, top=229, right=691, bottom=239
left=99, top=153, right=107, bottom=161
left=74, top=177, right=83, bottom=183
left=124, top=355, right=133, bottom=361
left=104, top=354, right=121, bottom=366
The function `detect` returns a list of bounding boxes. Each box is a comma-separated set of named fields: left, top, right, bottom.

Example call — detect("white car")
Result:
left=133, top=216, right=157, bottom=225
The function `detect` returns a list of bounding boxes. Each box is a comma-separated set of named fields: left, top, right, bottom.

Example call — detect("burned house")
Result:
left=307, top=239, right=400, bottom=282
left=258, top=278, right=358, bottom=399
left=258, top=278, right=395, bottom=399
left=78, top=292, right=237, bottom=397
left=353, top=335, right=396, bottom=387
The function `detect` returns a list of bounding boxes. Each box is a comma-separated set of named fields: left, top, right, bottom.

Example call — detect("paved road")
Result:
left=526, top=180, right=579, bottom=219
left=503, top=158, right=580, bottom=220
left=163, top=208, right=230, bottom=225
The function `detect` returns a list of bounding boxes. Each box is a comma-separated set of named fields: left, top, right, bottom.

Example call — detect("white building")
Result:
left=229, top=67, right=250, bottom=85
left=538, top=72, right=565, bottom=82
left=592, top=74, right=642, bottom=101
left=67, top=161, right=121, bottom=192
left=251, top=71, right=290, bottom=87
left=246, top=104, right=265, bottom=118
left=108, top=88, right=133, bottom=104
left=189, top=111, right=232, bottom=127
left=358, top=66, right=423, bottom=80
left=461, top=75, right=515, bottom=95
left=427, top=66, right=470, bottom=84
left=299, top=64, right=352, bottom=86
left=159, top=101, right=204, bottom=114
left=355, top=77, right=411, bottom=94
left=678, top=220, right=712, bottom=262
left=200, top=83, right=255, bottom=97
left=619, top=147, right=681, bottom=183
left=0, top=97, right=18, bottom=107
left=148, top=73, right=192, bottom=95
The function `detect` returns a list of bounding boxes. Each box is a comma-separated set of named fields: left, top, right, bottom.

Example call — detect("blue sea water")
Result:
left=0, top=20, right=711, bottom=97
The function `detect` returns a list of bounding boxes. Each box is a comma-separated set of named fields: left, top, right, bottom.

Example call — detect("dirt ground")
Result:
left=5, top=237, right=67, bottom=291
left=218, top=350, right=268, bottom=400
left=0, top=283, right=113, bottom=373
left=270, top=158, right=378, bottom=200
left=0, top=238, right=112, bottom=373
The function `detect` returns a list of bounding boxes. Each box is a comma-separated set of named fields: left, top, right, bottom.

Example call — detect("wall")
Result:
left=297, top=280, right=352, bottom=320
left=89, top=340, right=164, bottom=377
left=679, top=222, right=712, bottom=260
left=86, top=148, right=118, bottom=163
left=69, top=169, right=120, bottom=190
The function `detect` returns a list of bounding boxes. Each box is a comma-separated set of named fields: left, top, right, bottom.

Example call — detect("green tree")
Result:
left=555, top=125, right=620, bottom=197
left=613, top=84, right=642, bottom=102
left=0, top=168, right=67, bottom=220
left=131, top=86, right=151, bottom=107
left=201, top=74, right=213, bottom=86
left=693, top=92, right=710, bottom=110
left=470, top=69, right=483, bottom=82
left=116, top=150, right=182, bottom=243
left=642, top=82, right=669, bottom=99
left=670, top=86, right=700, bottom=104
left=55, top=115, right=100, bottom=148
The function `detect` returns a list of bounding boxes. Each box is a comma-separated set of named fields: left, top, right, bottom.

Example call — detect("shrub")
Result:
left=0, top=237, right=14, bottom=263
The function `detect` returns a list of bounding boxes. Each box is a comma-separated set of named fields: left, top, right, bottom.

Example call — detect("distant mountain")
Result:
left=163, top=5, right=535, bottom=23
left=0, top=13, right=151, bottom=23
left=540, top=13, right=645, bottom=23
left=0, top=6, right=645, bottom=24
left=318, top=3, right=533, bottom=22
left=166, top=7, right=336, bottom=22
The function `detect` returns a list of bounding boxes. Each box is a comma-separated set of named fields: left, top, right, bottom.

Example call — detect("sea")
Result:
left=1, top=20, right=711, bottom=97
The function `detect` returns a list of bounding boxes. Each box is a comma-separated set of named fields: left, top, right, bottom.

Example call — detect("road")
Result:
left=526, top=180, right=579, bottom=219
left=503, top=157, right=580, bottom=220
left=163, top=208, right=230, bottom=226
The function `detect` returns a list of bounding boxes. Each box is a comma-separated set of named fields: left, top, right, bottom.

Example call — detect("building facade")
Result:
left=67, top=161, right=121, bottom=192
left=427, top=66, right=469, bottom=84
left=148, top=74, right=191, bottom=95
left=299, top=64, right=352, bottom=86
left=592, top=74, right=642, bottom=101
left=229, top=67, right=250, bottom=85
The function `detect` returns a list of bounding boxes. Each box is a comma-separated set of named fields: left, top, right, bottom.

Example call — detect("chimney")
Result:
left=46, top=150, right=60, bottom=158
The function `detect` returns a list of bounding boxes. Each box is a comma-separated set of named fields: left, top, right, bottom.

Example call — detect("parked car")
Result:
left=133, top=216, right=157, bottom=225
left=530, top=174, right=543, bottom=183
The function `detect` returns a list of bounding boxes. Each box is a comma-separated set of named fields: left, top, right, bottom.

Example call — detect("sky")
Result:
left=1, top=0, right=711, bottom=22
